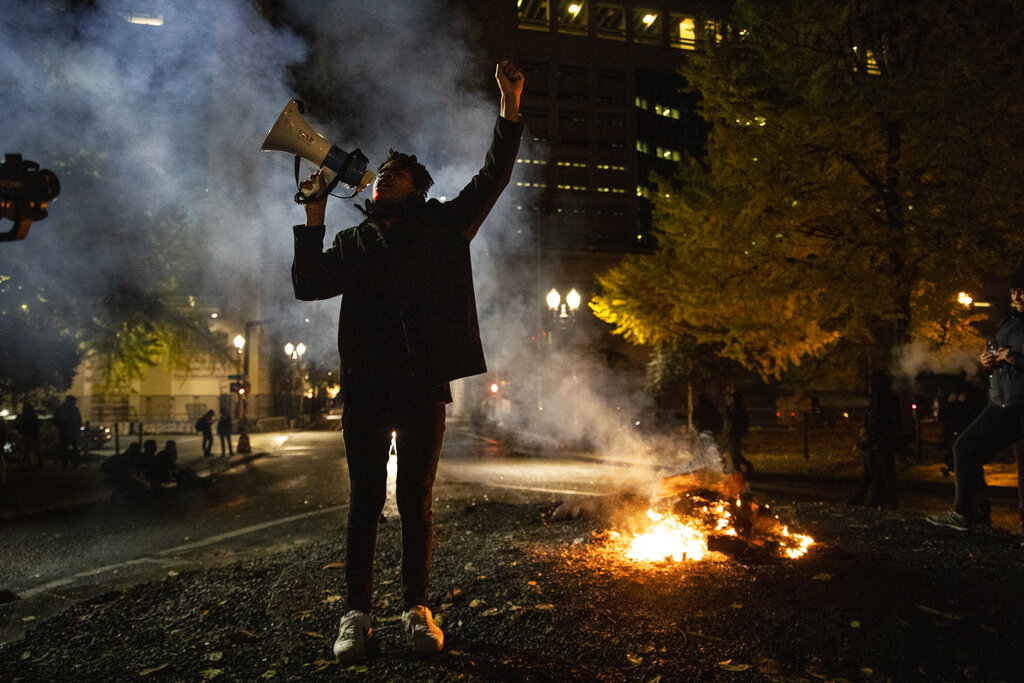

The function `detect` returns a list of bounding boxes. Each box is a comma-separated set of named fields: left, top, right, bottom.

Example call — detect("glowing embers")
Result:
left=610, top=472, right=814, bottom=564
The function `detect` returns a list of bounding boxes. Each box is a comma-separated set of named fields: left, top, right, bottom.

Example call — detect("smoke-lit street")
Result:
left=0, top=424, right=679, bottom=642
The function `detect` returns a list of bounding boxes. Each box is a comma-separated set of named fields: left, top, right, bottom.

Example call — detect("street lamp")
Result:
left=546, top=287, right=581, bottom=319
left=284, top=342, right=306, bottom=421
left=232, top=335, right=245, bottom=419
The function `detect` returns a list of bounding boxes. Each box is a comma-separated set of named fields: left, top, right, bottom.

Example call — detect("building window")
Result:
left=518, top=0, right=550, bottom=31
left=654, top=104, right=680, bottom=119
left=557, top=64, right=588, bottom=100
left=594, top=2, right=625, bottom=40
left=635, top=95, right=649, bottom=110
left=559, top=110, right=589, bottom=145
left=557, top=0, right=587, bottom=35
left=556, top=160, right=588, bottom=168
left=636, top=140, right=649, bottom=154
left=596, top=69, right=627, bottom=104
left=521, top=109, right=549, bottom=141
left=669, top=14, right=695, bottom=50
left=632, top=8, right=662, bottom=45
left=655, top=146, right=681, bottom=161
left=597, top=116, right=626, bottom=149
left=519, top=60, right=549, bottom=97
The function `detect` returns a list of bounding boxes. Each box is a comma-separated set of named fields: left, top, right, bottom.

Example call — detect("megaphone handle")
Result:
left=293, top=157, right=343, bottom=204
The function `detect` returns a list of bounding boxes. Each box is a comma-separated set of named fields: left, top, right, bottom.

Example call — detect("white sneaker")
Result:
left=333, top=610, right=372, bottom=662
left=402, top=605, right=444, bottom=653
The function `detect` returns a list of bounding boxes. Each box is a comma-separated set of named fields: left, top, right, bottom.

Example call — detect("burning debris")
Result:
left=556, top=471, right=814, bottom=564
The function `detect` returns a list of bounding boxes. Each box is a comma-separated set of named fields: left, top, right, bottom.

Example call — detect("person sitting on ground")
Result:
left=156, top=440, right=208, bottom=489
left=101, top=442, right=151, bottom=495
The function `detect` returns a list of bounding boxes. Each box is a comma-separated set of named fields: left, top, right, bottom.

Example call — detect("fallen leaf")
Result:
left=206, top=651, right=224, bottom=662
left=647, top=676, right=662, bottom=683
left=300, top=631, right=324, bottom=639
left=321, top=562, right=344, bottom=570
left=200, top=668, right=223, bottom=680
left=731, top=603, right=743, bottom=609
left=21, top=616, right=35, bottom=623
left=480, top=608, right=501, bottom=617
left=860, top=667, right=874, bottom=676
left=470, top=599, right=485, bottom=608
left=850, top=620, right=861, bottom=629
left=310, top=658, right=336, bottom=672
left=167, top=570, right=179, bottom=577
left=139, top=663, right=169, bottom=676
left=259, top=669, right=276, bottom=679
left=718, top=662, right=752, bottom=672
left=626, top=654, right=644, bottom=665
left=535, top=604, right=555, bottom=610
left=812, top=573, right=832, bottom=581
left=917, top=604, right=941, bottom=616
left=20, top=651, right=31, bottom=661
left=322, top=595, right=342, bottom=604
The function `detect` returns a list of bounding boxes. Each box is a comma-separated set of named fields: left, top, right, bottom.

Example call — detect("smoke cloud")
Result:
left=0, top=0, right=717, bottom=487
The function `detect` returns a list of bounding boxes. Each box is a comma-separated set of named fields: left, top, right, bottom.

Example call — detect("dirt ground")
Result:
left=2, top=492, right=1022, bottom=682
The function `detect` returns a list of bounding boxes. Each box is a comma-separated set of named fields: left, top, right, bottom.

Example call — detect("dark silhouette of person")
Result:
left=850, top=370, right=903, bottom=510
left=101, top=442, right=150, bottom=495
left=291, top=61, right=523, bottom=661
left=725, top=391, right=754, bottom=474
left=692, top=392, right=723, bottom=436
left=52, top=395, right=82, bottom=468
left=217, top=410, right=233, bottom=457
left=195, top=410, right=214, bottom=457
left=14, top=402, right=42, bottom=467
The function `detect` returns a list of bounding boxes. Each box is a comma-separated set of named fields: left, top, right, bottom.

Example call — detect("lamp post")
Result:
left=232, top=335, right=245, bottom=419
left=284, top=341, right=306, bottom=422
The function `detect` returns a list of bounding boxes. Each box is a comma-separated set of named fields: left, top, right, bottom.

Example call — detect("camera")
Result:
left=0, top=153, right=60, bottom=242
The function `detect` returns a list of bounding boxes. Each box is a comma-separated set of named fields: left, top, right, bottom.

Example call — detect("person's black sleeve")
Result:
left=291, top=224, right=347, bottom=301
left=443, top=116, right=525, bottom=241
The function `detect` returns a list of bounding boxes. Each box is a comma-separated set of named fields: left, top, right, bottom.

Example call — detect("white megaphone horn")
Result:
left=260, top=99, right=375, bottom=203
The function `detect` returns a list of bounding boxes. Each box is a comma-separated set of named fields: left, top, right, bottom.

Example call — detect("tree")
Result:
left=593, top=0, right=1024, bottom=383
left=0, top=275, right=81, bottom=403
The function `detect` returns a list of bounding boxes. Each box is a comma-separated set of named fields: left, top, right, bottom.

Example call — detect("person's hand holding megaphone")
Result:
left=300, top=169, right=328, bottom=226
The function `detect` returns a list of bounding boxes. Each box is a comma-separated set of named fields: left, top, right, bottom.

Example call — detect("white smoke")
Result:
left=0, top=0, right=709, bottom=484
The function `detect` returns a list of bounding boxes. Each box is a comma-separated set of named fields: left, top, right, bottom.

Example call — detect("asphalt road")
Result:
left=0, top=424, right=686, bottom=643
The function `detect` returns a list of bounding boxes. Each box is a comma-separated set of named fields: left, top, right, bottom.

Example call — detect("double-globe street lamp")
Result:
left=284, top=342, right=306, bottom=422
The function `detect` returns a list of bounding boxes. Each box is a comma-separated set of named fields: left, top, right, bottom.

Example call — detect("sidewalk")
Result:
left=0, top=434, right=266, bottom=521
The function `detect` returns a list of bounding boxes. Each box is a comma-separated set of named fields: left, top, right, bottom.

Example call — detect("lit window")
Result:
left=557, top=0, right=587, bottom=34
left=670, top=14, right=695, bottom=49
left=635, top=96, right=649, bottom=110
left=632, top=8, right=661, bottom=44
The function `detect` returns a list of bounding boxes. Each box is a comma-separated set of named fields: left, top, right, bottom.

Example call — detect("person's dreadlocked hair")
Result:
left=379, top=150, right=434, bottom=199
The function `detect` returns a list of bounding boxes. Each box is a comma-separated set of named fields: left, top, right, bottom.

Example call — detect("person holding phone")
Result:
left=927, top=262, right=1024, bottom=532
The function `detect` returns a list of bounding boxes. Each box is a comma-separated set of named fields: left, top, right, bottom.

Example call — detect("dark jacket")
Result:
left=989, top=311, right=1024, bottom=408
left=292, top=116, right=523, bottom=398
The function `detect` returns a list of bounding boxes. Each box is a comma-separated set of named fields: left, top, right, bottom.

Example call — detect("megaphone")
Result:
left=260, top=99, right=375, bottom=203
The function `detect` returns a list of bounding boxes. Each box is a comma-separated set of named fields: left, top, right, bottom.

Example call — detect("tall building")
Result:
left=462, top=0, right=727, bottom=257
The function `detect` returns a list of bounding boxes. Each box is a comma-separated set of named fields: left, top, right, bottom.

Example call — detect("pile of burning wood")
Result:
left=556, top=470, right=814, bottom=563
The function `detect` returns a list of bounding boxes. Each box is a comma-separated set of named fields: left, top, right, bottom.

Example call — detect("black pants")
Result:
left=952, top=402, right=1023, bottom=520
left=341, top=396, right=445, bottom=613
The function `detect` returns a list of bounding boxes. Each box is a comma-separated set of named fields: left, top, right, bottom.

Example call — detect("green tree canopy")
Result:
left=593, top=0, right=1024, bottom=382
